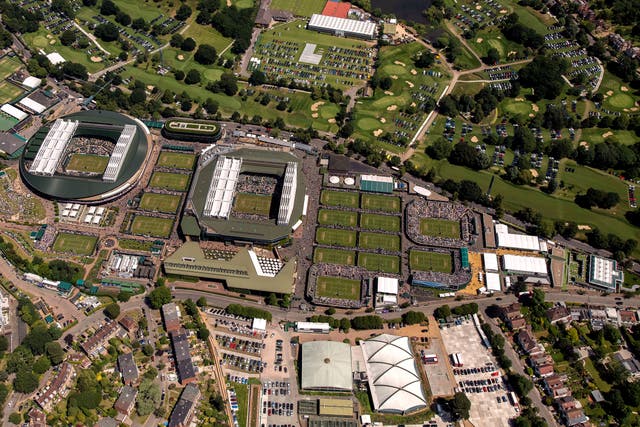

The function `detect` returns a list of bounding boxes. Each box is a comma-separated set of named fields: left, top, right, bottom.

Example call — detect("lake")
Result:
left=371, top=0, right=433, bottom=22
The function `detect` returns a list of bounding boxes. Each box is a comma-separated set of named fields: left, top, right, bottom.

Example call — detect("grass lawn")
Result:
left=316, top=228, right=357, bottom=247
left=316, top=276, right=361, bottom=300
left=579, top=127, right=638, bottom=146
left=357, top=252, right=400, bottom=274
left=313, top=248, right=356, bottom=265
left=149, top=172, right=190, bottom=191
left=269, top=0, right=325, bottom=16
left=139, top=193, right=181, bottom=214
left=181, top=22, right=235, bottom=52
left=359, top=213, right=401, bottom=232
left=66, top=154, right=109, bottom=174
left=233, top=193, right=272, bottom=216
left=419, top=218, right=461, bottom=239
left=0, top=56, right=22, bottom=78
left=320, top=190, right=359, bottom=208
left=583, top=357, right=611, bottom=392
left=598, top=71, right=639, bottom=112
left=156, top=152, right=196, bottom=169
left=410, top=250, right=453, bottom=273
left=130, top=215, right=174, bottom=238
left=358, top=232, right=400, bottom=251
left=0, top=81, right=23, bottom=104
left=469, top=28, right=525, bottom=62
left=318, top=209, right=358, bottom=227
left=53, top=232, right=97, bottom=255
left=361, top=194, right=401, bottom=213
left=232, top=0, right=254, bottom=8
left=234, top=384, right=249, bottom=427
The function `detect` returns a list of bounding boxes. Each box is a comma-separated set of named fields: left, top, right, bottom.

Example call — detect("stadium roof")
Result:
left=360, top=175, right=394, bottom=194
left=163, top=242, right=296, bottom=294
left=302, top=341, right=353, bottom=391
left=22, top=76, right=42, bottom=89
left=376, top=277, right=398, bottom=294
left=321, top=1, right=351, bottom=18
left=483, top=253, right=499, bottom=271
left=308, top=14, right=377, bottom=39
left=588, top=255, right=623, bottom=290
left=501, top=254, right=548, bottom=275
left=0, top=132, right=26, bottom=156
left=359, top=334, right=427, bottom=414
left=495, top=224, right=541, bottom=251
left=1, top=104, right=27, bottom=120
left=485, top=272, right=501, bottom=291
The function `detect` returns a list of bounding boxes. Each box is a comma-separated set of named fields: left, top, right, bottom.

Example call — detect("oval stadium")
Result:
left=19, top=110, right=152, bottom=203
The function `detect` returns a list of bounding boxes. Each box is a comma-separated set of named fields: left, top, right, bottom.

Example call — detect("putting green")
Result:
left=32, top=36, right=49, bottom=49
left=371, top=95, right=405, bottom=109
left=357, top=117, right=382, bottom=131
left=502, top=100, right=532, bottom=115
left=487, top=39, right=505, bottom=57
left=320, top=104, right=339, bottom=119
left=380, top=64, right=407, bottom=76
left=607, top=93, right=635, bottom=109
left=204, top=69, right=223, bottom=81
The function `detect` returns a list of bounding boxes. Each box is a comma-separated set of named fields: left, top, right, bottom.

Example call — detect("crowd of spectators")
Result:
left=405, top=200, right=473, bottom=247
left=307, top=263, right=369, bottom=308
left=236, top=173, right=279, bottom=196
left=409, top=246, right=471, bottom=289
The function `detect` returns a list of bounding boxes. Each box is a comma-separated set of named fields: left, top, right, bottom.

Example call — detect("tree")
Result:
left=8, top=413, right=20, bottom=425
left=340, top=317, right=351, bottom=332
left=0, top=335, right=8, bottom=354
left=104, top=302, right=121, bottom=319
left=175, top=4, right=192, bottom=20
left=434, top=305, right=452, bottom=319
left=46, top=342, right=64, bottom=365
left=130, top=87, right=147, bottom=104
left=60, top=30, right=76, bottom=46
left=148, top=286, right=172, bottom=309
left=451, top=392, right=471, bottom=419
left=94, top=22, right=119, bottom=42
left=249, top=70, right=267, bottom=86
left=184, top=69, right=201, bottom=85
left=197, top=297, right=207, bottom=307
left=170, top=33, right=184, bottom=48
left=131, top=18, right=149, bottom=31
left=197, top=326, right=210, bottom=340
left=519, top=55, right=569, bottom=100
left=508, top=373, right=533, bottom=397
left=266, top=293, right=278, bottom=306
left=142, top=344, right=154, bottom=357
left=484, top=47, right=500, bottom=65
left=62, top=62, right=88, bottom=80
left=194, top=44, right=217, bottom=65
left=100, top=0, right=119, bottom=15
left=427, top=137, right=453, bottom=160
left=115, top=11, right=131, bottom=26
left=174, top=69, right=185, bottom=81
left=117, top=291, right=132, bottom=302
left=414, top=51, right=435, bottom=68
left=14, top=368, right=38, bottom=393
left=33, top=355, right=51, bottom=374
left=203, top=98, right=219, bottom=114
left=181, top=37, right=196, bottom=52
left=379, top=77, right=393, bottom=90
left=402, top=311, right=426, bottom=325
left=136, top=378, right=161, bottom=416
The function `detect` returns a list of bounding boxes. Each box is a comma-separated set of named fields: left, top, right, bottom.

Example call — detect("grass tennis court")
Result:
left=156, top=151, right=196, bottom=169
left=313, top=248, right=355, bottom=265
left=410, top=250, right=453, bottom=273
left=316, top=227, right=357, bottom=247
left=130, top=215, right=174, bottom=238
left=270, top=0, right=325, bottom=16
left=357, top=252, right=400, bottom=274
left=316, top=276, right=361, bottom=300
left=361, top=194, right=401, bottom=212
left=0, top=80, right=23, bottom=104
left=66, top=154, right=110, bottom=174
left=419, top=218, right=461, bottom=239
left=139, top=193, right=181, bottom=214
left=0, top=56, right=22, bottom=79
left=52, top=232, right=97, bottom=255
left=320, top=190, right=359, bottom=208
left=149, top=172, right=190, bottom=191
left=0, top=113, right=18, bottom=131
left=233, top=193, right=272, bottom=216
left=360, top=213, right=400, bottom=232
left=318, top=209, right=358, bottom=227
left=359, top=232, right=400, bottom=251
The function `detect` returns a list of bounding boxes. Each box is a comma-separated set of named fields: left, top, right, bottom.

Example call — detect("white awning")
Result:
left=1, top=104, right=27, bottom=120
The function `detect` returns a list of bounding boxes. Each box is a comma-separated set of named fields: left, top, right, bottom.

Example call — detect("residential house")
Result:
left=543, top=374, right=571, bottom=398
left=168, top=383, right=201, bottom=427
left=170, top=329, right=197, bottom=385
left=499, top=303, right=527, bottom=330
left=119, top=315, right=137, bottom=333
left=28, top=409, right=46, bottom=427
left=35, top=362, right=75, bottom=411
left=162, top=302, right=182, bottom=334
left=619, top=310, right=637, bottom=325
left=95, top=417, right=119, bottom=427
left=516, top=329, right=545, bottom=356
left=114, top=385, right=137, bottom=416
left=556, top=397, right=588, bottom=427
left=117, top=352, right=139, bottom=385
left=547, top=306, right=572, bottom=325
left=534, top=362, right=555, bottom=378
left=80, top=321, right=124, bottom=358
left=591, top=390, right=605, bottom=404
left=613, top=351, right=640, bottom=378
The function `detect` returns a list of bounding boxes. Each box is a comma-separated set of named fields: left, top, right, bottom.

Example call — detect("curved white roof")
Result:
left=302, top=341, right=352, bottom=391
left=360, top=334, right=427, bottom=414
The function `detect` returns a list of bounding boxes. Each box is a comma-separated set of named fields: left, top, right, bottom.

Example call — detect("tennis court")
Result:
left=316, top=276, right=361, bottom=300
left=410, top=250, right=453, bottom=273
left=420, top=218, right=461, bottom=239
left=358, top=232, right=400, bottom=251
left=320, top=190, right=359, bottom=208
left=361, top=194, right=401, bottom=212
left=316, top=227, right=357, bottom=247
left=359, top=213, right=400, bottom=232
left=357, top=252, right=400, bottom=274
left=318, top=209, right=358, bottom=227
left=313, top=247, right=355, bottom=265
left=0, top=80, right=23, bottom=104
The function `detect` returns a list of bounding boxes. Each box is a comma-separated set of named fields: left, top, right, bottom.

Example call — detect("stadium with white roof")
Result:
left=19, top=110, right=151, bottom=203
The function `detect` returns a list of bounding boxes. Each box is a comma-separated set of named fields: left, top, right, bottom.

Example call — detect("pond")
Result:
left=371, top=0, right=433, bottom=22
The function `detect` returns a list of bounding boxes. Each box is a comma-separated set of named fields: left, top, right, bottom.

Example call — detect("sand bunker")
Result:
left=528, top=113, right=535, bottom=117
left=579, top=141, right=589, bottom=148
left=515, top=97, right=525, bottom=101
left=602, top=131, right=613, bottom=138
left=621, top=86, right=629, bottom=92
left=532, top=104, right=539, bottom=112
left=476, top=38, right=483, bottom=43
left=530, top=169, right=539, bottom=178
left=384, top=91, right=394, bottom=95
left=410, top=69, right=417, bottom=75
left=499, top=9, right=507, bottom=13
left=578, top=225, right=592, bottom=230
left=390, top=75, right=398, bottom=80
left=177, top=54, right=185, bottom=61
left=46, top=34, right=53, bottom=39
left=508, top=51, right=517, bottom=56
left=327, top=118, right=336, bottom=123
left=405, top=80, right=414, bottom=88
left=632, top=107, right=638, bottom=111
left=606, top=90, right=614, bottom=96
left=393, top=60, right=406, bottom=66
left=475, top=5, right=482, bottom=9
left=380, top=117, right=386, bottom=123
left=310, top=101, right=325, bottom=112
left=387, top=105, right=398, bottom=111
left=90, top=56, right=103, bottom=62
left=49, top=40, right=56, bottom=45
left=410, top=102, right=417, bottom=107
left=373, top=129, right=384, bottom=137
left=312, top=113, right=319, bottom=118
left=470, top=136, right=479, bottom=143
left=146, top=85, right=154, bottom=91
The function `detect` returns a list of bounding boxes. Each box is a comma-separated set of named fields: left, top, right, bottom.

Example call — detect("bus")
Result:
left=508, top=392, right=519, bottom=410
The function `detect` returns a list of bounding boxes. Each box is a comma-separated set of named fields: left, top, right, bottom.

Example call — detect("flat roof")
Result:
left=502, top=254, right=548, bottom=275
left=485, top=272, right=501, bottom=291
left=495, top=224, right=540, bottom=251
left=308, top=14, right=377, bottom=38
left=318, top=398, right=354, bottom=417
left=376, top=277, right=398, bottom=294
left=252, top=318, right=267, bottom=331
left=588, top=255, right=623, bottom=290
left=483, top=253, right=499, bottom=271
left=0, top=132, right=26, bottom=155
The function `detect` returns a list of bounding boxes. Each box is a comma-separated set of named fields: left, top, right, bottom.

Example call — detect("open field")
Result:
left=156, top=152, right=196, bottom=169
left=316, top=276, right=361, bottom=300
left=139, top=193, right=181, bottom=214
left=420, top=218, right=461, bottom=239
left=130, top=215, right=174, bottom=238
left=361, top=194, right=401, bottom=212
left=318, top=209, right=358, bottom=227
left=53, top=232, right=97, bottom=255
left=598, top=71, right=639, bottom=112
left=316, top=227, right=357, bottom=247
left=579, top=127, right=638, bottom=146
left=233, top=193, right=272, bottom=216
left=410, top=250, right=453, bottom=273
left=313, top=248, right=356, bottom=265
left=149, top=172, right=190, bottom=191
left=359, top=232, right=400, bottom=251
left=269, top=0, right=325, bottom=16
left=66, top=154, right=109, bottom=174
left=320, top=190, right=359, bottom=208
left=360, top=213, right=401, bottom=232
left=357, top=253, right=400, bottom=274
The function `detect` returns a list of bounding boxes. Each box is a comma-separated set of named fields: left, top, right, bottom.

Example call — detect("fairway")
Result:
left=361, top=194, right=401, bottom=213
left=269, top=0, right=325, bottom=16
left=318, top=209, right=358, bottom=227
left=66, top=154, right=109, bottom=174
left=320, top=190, right=359, bottom=208
left=139, top=193, right=181, bottom=214
left=357, top=253, right=400, bottom=274
left=316, top=227, right=357, bottom=247
left=313, top=248, right=355, bottom=265
left=410, top=250, right=453, bottom=273
left=360, top=213, right=400, bottom=232
left=130, top=215, right=174, bottom=238
left=420, top=218, right=461, bottom=239
left=359, top=232, right=400, bottom=251
left=156, top=152, right=196, bottom=169
left=52, top=232, right=97, bottom=255
left=316, top=276, right=361, bottom=300
left=233, top=193, right=272, bottom=216
left=149, top=172, right=190, bottom=191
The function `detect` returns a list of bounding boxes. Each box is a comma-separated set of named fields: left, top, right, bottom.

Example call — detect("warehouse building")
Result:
left=301, top=341, right=353, bottom=391
left=495, top=224, right=542, bottom=251
left=308, top=14, right=377, bottom=39
left=501, top=254, right=548, bottom=276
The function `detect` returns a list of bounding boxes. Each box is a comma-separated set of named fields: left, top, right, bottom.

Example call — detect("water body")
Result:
left=371, top=0, right=433, bottom=22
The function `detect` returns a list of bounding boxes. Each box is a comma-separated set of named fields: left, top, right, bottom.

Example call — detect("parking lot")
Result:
left=440, top=318, right=518, bottom=427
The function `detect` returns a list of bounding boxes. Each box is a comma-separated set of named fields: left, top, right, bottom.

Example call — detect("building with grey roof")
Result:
left=168, top=383, right=201, bottom=427
left=114, top=385, right=137, bottom=415
left=308, top=14, right=377, bottom=39
left=171, top=329, right=197, bottom=384
left=117, top=352, right=139, bottom=385
left=162, top=302, right=181, bottom=333
left=302, top=341, right=353, bottom=391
